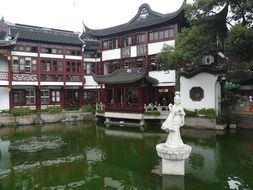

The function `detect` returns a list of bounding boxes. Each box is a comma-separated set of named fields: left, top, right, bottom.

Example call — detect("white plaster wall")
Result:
left=0, top=55, right=8, bottom=72
left=180, top=73, right=218, bottom=111
left=148, top=40, right=175, bottom=55
left=131, top=46, right=137, bottom=57
left=40, top=82, right=64, bottom=86
left=65, top=82, right=82, bottom=86
left=0, top=87, right=9, bottom=110
left=84, top=58, right=98, bottom=62
left=40, top=53, right=63, bottom=59
left=0, top=81, right=8, bottom=85
left=12, top=51, right=38, bottom=57
left=149, top=70, right=175, bottom=86
left=84, top=75, right=100, bottom=89
left=65, top=55, right=82, bottom=60
left=12, top=81, right=38, bottom=86
left=102, top=49, right=121, bottom=61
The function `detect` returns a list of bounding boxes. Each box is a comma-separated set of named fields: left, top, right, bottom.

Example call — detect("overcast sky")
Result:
left=0, top=0, right=192, bottom=33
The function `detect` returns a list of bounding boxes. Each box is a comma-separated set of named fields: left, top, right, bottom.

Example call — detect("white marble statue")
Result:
left=161, top=91, right=185, bottom=148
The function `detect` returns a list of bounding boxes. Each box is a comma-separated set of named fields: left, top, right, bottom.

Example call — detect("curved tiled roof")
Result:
left=9, top=24, right=84, bottom=46
left=92, top=68, right=158, bottom=84
left=84, top=1, right=186, bottom=37
left=0, top=31, right=6, bottom=40
left=0, top=32, right=18, bottom=47
left=180, top=65, right=226, bottom=78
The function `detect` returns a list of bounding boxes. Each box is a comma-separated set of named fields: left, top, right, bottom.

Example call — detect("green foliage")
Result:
left=0, top=109, right=10, bottom=114
left=188, top=0, right=253, bottom=27
left=216, top=112, right=241, bottom=124
left=176, top=25, right=221, bottom=63
left=197, top=108, right=216, bottom=118
left=185, top=108, right=215, bottom=118
left=226, top=70, right=252, bottom=83
left=41, top=106, right=62, bottom=113
left=157, top=0, right=252, bottom=74
left=156, top=45, right=180, bottom=70
left=65, top=107, right=79, bottom=111
left=228, top=113, right=241, bottom=124
left=144, top=111, right=161, bottom=116
left=157, top=23, right=225, bottom=70
left=96, top=108, right=104, bottom=113
left=225, top=24, right=253, bottom=61
left=184, top=109, right=197, bottom=117
left=81, top=104, right=95, bottom=112
left=216, top=114, right=227, bottom=124
left=9, top=107, right=37, bottom=116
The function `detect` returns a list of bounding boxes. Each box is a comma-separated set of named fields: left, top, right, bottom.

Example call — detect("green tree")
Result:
left=187, top=0, right=253, bottom=27
left=225, top=24, right=253, bottom=61
left=157, top=22, right=226, bottom=89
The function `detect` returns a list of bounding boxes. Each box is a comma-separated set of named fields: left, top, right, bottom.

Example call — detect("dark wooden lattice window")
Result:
left=190, top=87, right=204, bottom=101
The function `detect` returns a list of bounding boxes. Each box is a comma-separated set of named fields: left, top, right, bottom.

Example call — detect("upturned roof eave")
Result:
left=92, top=68, right=158, bottom=85
left=84, top=1, right=186, bottom=37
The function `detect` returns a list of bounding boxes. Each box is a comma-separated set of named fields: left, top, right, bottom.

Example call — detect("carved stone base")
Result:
left=156, top=143, right=191, bottom=175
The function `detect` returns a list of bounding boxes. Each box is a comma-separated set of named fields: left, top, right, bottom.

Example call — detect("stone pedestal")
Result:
left=156, top=143, right=191, bottom=175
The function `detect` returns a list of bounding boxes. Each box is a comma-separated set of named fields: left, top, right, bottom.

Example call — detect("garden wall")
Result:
left=185, top=117, right=226, bottom=130
left=0, top=111, right=94, bottom=126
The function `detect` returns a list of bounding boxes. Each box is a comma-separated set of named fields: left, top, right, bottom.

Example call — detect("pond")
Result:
left=0, top=121, right=253, bottom=190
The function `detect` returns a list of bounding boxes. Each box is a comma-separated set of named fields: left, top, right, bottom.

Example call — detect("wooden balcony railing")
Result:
left=144, top=103, right=170, bottom=115
left=40, top=74, right=62, bottom=82
left=66, top=75, right=82, bottom=82
left=105, top=103, right=144, bottom=113
left=96, top=103, right=170, bottom=115
left=13, top=74, right=37, bottom=81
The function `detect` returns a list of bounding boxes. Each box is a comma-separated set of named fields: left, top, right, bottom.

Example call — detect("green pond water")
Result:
left=0, top=121, right=253, bottom=190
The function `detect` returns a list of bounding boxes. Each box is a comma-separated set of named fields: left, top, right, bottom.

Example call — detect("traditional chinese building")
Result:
left=0, top=18, right=85, bottom=110
left=81, top=2, right=187, bottom=126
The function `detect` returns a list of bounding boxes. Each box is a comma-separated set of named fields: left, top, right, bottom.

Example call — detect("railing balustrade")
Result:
left=95, top=102, right=170, bottom=115
left=144, top=103, right=170, bottom=115
left=13, top=74, right=37, bottom=81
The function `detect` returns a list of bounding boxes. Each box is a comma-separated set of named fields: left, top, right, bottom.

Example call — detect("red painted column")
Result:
left=9, top=90, right=13, bottom=109
left=63, top=47, right=66, bottom=86
left=35, top=87, right=41, bottom=110
left=60, top=87, right=65, bottom=109
left=37, top=45, right=41, bottom=110
left=79, top=86, right=83, bottom=108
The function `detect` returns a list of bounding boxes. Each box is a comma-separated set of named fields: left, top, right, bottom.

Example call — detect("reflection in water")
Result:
left=0, top=122, right=253, bottom=189
left=162, top=175, right=185, bottom=190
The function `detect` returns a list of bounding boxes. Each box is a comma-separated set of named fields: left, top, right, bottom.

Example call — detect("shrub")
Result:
left=81, top=104, right=95, bottom=112
left=9, top=107, right=37, bottom=116
left=216, top=114, right=227, bottom=124
left=144, top=111, right=160, bottom=116
left=197, top=108, right=216, bottom=118
left=229, top=113, right=241, bottom=124
left=96, top=108, right=104, bottom=113
left=65, top=107, right=79, bottom=111
left=41, top=106, right=62, bottom=113
left=0, top=109, right=10, bottom=114
left=184, top=109, right=197, bottom=117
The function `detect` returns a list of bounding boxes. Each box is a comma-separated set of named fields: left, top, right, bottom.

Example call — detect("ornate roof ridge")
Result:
left=83, top=1, right=186, bottom=37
